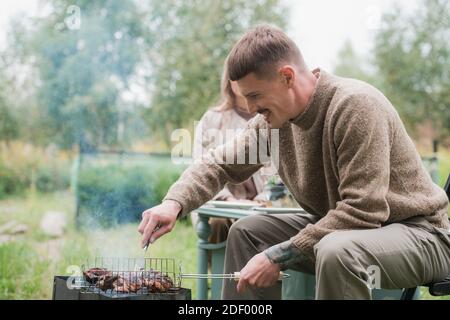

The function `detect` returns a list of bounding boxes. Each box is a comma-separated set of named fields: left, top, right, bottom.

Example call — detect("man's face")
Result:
left=236, top=71, right=296, bottom=128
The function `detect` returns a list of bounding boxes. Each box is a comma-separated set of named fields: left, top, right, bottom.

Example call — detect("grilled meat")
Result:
left=124, top=274, right=143, bottom=293
left=113, top=276, right=130, bottom=293
left=83, top=268, right=112, bottom=284
left=143, top=271, right=173, bottom=293
left=83, top=267, right=174, bottom=294
left=97, top=274, right=118, bottom=291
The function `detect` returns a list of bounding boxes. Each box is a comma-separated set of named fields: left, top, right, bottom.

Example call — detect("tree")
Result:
left=0, top=99, right=19, bottom=143
left=145, top=0, right=288, bottom=146
left=373, top=0, right=450, bottom=140
left=7, top=0, right=151, bottom=150
left=0, top=56, right=19, bottom=144
left=333, top=40, right=380, bottom=86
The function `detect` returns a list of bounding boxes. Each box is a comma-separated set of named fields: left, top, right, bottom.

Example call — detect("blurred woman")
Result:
left=191, top=60, right=268, bottom=244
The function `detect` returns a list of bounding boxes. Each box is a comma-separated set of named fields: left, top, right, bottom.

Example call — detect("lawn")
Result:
left=438, top=148, right=450, bottom=186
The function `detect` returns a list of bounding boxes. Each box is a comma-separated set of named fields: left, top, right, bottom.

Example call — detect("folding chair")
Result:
left=401, top=174, right=450, bottom=300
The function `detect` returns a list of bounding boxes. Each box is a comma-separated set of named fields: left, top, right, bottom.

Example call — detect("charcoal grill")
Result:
left=53, top=257, right=191, bottom=300
left=53, top=256, right=289, bottom=300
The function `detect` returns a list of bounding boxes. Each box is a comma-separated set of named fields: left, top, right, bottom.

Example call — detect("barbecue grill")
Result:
left=53, top=257, right=191, bottom=300
left=53, top=256, right=289, bottom=300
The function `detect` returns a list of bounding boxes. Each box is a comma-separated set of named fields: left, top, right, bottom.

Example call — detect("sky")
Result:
left=288, top=0, right=418, bottom=70
left=0, top=0, right=419, bottom=71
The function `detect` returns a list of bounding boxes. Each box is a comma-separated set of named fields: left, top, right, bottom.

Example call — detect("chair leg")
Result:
left=400, top=287, right=418, bottom=300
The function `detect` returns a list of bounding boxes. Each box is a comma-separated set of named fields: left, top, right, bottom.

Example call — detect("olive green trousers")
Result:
left=222, top=213, right=450, bottom=300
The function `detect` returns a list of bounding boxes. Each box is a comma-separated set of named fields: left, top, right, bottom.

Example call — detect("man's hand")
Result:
left=138, top=200, right=182, bottom=248
left=236, top=252, right=280, bottom=294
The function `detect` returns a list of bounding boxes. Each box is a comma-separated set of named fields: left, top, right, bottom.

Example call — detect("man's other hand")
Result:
left=236, top=252, right=281, bottom=294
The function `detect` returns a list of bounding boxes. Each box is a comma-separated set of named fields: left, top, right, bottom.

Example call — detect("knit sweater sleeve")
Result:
left=291, top=93, right=394, bottom=260
left=163, top=116, right=266, bottom=218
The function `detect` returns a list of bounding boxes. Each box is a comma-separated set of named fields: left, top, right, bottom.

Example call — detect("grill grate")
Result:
left=78, top=257, right=181, bottom=297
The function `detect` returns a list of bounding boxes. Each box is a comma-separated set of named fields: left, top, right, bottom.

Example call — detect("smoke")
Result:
left=81, top=209, right=144, bottom=264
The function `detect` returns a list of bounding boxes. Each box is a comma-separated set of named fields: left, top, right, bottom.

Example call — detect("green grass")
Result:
left=437, top=149, right=450, bottom=216
left=438, top=149, right=450, bottom=186
left=0, top=242, right=49, bottom=299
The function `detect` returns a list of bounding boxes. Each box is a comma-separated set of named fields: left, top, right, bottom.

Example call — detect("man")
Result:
left=138, top=25, right=450, bottom=299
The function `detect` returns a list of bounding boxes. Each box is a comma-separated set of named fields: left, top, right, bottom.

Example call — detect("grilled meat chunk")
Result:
left=83, top=267, right=174, bottom=293
left=83, top=268, right=112, bottom=284
left=113, top=276, right=130, bottom=293
left=97, top=274, right=118, bottom=291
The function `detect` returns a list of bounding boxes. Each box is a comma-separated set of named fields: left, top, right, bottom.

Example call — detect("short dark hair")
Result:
left=227, top=24, right=305, bottom=81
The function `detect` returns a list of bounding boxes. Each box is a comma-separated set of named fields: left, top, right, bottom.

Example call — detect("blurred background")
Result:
left=0, top=0, right=448, bottom=299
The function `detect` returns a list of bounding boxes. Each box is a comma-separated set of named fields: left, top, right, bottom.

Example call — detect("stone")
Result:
left=40, top=211, right=67, bottom=237
left=0, top=221, right=18, bottom=234
left=10, top=224, right=28, bottom=235
left=0, top=234, right=12, bottom=245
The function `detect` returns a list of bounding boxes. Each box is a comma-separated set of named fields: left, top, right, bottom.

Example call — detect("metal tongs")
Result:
left=134, top=225, right=161, bottom=271
left=143, top=225, right=161, bottom=253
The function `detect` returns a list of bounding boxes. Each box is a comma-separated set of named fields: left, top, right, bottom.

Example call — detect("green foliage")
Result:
left=78, top=165, right=155, bottom=227
left=0, top=242, right=49, bottom=299
left=1, top=0, right=287, bottom=149
left=152, top=165, right=186, bottom=205
left=373, top=0, right=450, bottom=138
left=0, top=162, right=26, bottom=199
left=77, top=161, right=184, bottom=228
left=0, top=58, right=19, bottom=142
left=7, top=0, right=151, bottom=149
left=0, top=103, right=19, bottom=142
left=146, top=0, right=288, bottom=146
left=333, top=40, right=381, bottom=87
left=333, top=0, right=450, bottom=142
left=0, top=142, right=71, bottom=198
left=438, top=149, right=450, bottom=187
left=0, top=163, right=71, bottom=198
left=35, top=165, right=71, bottom=193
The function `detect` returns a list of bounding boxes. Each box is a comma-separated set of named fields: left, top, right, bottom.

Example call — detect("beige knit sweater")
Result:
left=164, top=69, right=449, bottom=260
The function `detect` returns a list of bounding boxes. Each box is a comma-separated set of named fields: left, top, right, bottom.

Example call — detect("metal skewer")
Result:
left=180, top=271, right=289, bottom=281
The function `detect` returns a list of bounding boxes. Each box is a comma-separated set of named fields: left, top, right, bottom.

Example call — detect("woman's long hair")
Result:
left=214, top=58, right=236, bottom=112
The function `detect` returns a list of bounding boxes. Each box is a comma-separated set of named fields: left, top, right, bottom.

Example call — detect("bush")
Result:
left=76, top=158, right=186, bottom=228
left=35, top=164, right=71, bottom=193
left=152, top=165, right=186, bottom=203
left=77, top=163, right=178, bottom=228
left=0, top=162, right=27, bottom=198
left=0, top=141, right=71, bottom=198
